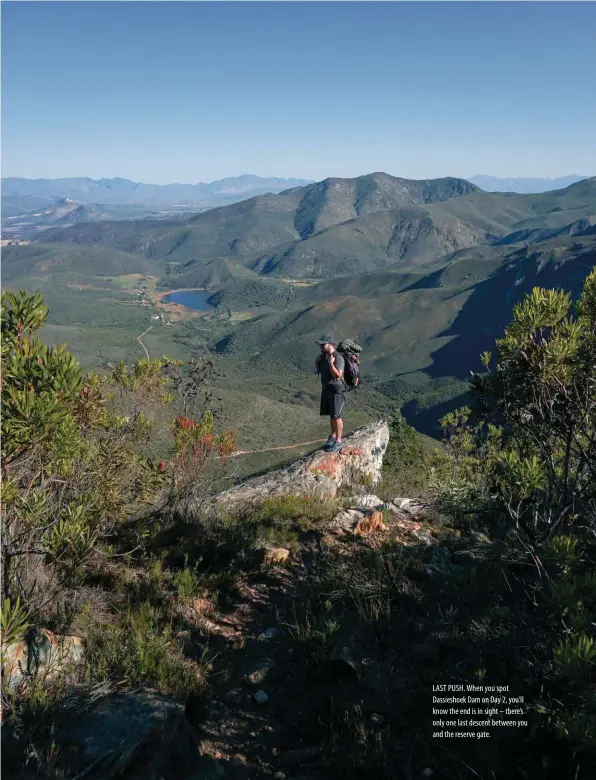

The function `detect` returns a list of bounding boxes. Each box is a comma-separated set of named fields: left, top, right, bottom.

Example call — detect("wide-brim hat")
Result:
left=316, top=334, right=336, bottom=345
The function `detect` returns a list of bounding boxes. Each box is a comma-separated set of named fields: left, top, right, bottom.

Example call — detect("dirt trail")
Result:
left=136, top=325, right=153, bottom=359
left=185, top=510, right=425, bottom=779
left=229, top=438, right=327, bottom=458
left=191, top=540, right=335, bottom=779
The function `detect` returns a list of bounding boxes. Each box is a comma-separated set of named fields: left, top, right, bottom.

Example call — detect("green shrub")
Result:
left=471, top=270, right=596, bottom=541
left=379, top=411, right=430, bottom=497
left=0, top=597, right=29, bottom=659
left=1, top=289, right=232, bottom=624
left=172, top=561, right=202, bottom=601
left=430, top=272, right=596, bottom=762
left=86, top=602, right=205, bottom=700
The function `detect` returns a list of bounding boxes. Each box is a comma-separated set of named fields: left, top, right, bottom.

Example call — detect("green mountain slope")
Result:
left=1, top=242, right=159, bottom=281
left=32, top=174, right=480, bottom=270
left=212, top=232, right=596, bottom=380
left=9, top=173, right=596, bottom=442
left=252, top=205, right=491, bottom=277
left=32, top=175, right=595, bottom=282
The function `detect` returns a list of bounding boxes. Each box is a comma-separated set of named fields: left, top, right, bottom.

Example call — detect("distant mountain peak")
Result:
left=468, top=174, right=591, bottom=194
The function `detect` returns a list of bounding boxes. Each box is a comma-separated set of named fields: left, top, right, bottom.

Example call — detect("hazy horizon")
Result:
left=2, top=2, right=596, bottom=183
left=1, top=172, right=593, bottom=187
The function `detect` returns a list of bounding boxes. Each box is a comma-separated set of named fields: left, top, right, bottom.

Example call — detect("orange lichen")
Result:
left=354, top=510, right=386, bottom=537
left=310, top=455, right=341, bottom=477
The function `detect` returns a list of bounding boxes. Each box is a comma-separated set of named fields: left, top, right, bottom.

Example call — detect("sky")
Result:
left=2, top=1, right=595, bottom=184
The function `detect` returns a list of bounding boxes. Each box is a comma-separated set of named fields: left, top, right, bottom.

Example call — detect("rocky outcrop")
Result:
left=177, top=421, right=389, bottom=517
left=60, top=690, right=203, bottom=780
left=261, top=547, right=291, bottom=565
left=2, top=627, right=85, bottom=693
left=326, top=493, right=433, bottom=539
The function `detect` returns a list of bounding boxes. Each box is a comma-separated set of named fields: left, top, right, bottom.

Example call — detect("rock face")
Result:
left=348, top=494, right=386, bottom=510
left=61, top=690, right=201, bottom=779
left=178, top=421, right=389, bottom=516
left=2, top=627, right=85, bottom=693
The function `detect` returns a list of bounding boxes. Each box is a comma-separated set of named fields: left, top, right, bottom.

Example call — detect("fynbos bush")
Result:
left=1, top=289, right=231, bottom=679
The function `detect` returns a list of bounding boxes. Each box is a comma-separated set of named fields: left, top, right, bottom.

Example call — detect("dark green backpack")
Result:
left=337, top=339, right=362, bottom=389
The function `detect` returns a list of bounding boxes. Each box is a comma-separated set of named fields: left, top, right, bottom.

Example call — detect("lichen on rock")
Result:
left=175, top=421, right=390, bottom=518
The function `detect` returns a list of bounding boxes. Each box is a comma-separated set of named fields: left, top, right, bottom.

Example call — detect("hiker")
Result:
left=315, top=335, right=345, bottom=452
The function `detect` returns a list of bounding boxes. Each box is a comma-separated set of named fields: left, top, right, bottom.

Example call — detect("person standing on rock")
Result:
left=315, top=335, right=345, bottom=452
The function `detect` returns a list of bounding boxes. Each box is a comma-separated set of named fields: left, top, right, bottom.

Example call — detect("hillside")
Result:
left=3, top=279, right=595, bottom=780
left=30, top=175, right=595, bottom=281
left=213, top=232, right=596, bottom=375
left=5, top=173, right=595, bottom=441
left=1, top=242, right=161, bottom=281
left=30, top=174, right=480, bottom=272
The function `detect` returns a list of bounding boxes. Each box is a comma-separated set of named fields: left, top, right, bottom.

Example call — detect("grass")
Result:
left=327, top=541, right=424, bottom=625
left=172, top=560, right=203, bottom=601
left=320, top=700, right=396, bottom=780
left=288, top=612, right=341, bottom=666
left=248, top=494, right=340, bottom=533
left=161, top=494, right=341, bottom=572
left=85, top=601, right=206, bottom=700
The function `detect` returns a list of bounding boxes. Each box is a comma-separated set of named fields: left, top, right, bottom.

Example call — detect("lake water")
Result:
left=162, top=289, right=215, bottom=311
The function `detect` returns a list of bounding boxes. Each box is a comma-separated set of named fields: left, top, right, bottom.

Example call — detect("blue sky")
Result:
left=2, top=1, right=595, bottom=183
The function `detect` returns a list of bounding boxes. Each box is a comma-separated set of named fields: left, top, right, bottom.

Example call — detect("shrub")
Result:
left=431, top=272, right=596, bottom=763
left=380, top=411, right=430, bottom=497
left=470, top=270, right=596, bottom=541
left=0, top=288, right=230, bottom=750
left=1, top=290, right=232, bottom=625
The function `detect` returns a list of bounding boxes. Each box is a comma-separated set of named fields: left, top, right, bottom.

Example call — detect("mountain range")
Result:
left=4, top=171, right=595, bottom=436
left=26, top=173, right=595, bottom=283
left=1, top=174, right=314, bottom=217
left=4, top=173, right=592, bottom=240
left=467, top=174, right=590, bottom=193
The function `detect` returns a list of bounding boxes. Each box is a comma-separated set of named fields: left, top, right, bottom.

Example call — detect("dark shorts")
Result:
left=320, top=388, right=345, bottom=420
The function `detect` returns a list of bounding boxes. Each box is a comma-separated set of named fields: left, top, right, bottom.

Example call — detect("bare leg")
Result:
left=336, top=417, right=344, bottom=443
left=330, top=419, right=338, bottom=438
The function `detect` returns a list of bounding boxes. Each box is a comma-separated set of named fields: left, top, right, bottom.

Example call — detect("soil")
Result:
left=181, top=510, right=426, bottom=779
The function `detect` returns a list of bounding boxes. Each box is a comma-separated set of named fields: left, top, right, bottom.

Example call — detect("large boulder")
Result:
left=177, top=421, right=389, bottom=517
left=60, top=690, right=204, bottom=779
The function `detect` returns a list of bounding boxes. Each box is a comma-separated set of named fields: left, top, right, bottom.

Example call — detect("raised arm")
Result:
left=328, top=352, right=343, bottom=379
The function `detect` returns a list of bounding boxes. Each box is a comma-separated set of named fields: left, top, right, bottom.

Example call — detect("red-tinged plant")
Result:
left=169, top=411, right=234, bottom=486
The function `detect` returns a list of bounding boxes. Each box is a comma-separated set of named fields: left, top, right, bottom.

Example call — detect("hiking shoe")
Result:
left=327, top=440, right=343, bottom=453
left=322, top=436, right=336, bottom=450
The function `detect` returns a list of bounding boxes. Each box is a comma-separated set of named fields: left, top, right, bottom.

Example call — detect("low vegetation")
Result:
left=1, top=269, right=595, bottom=778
